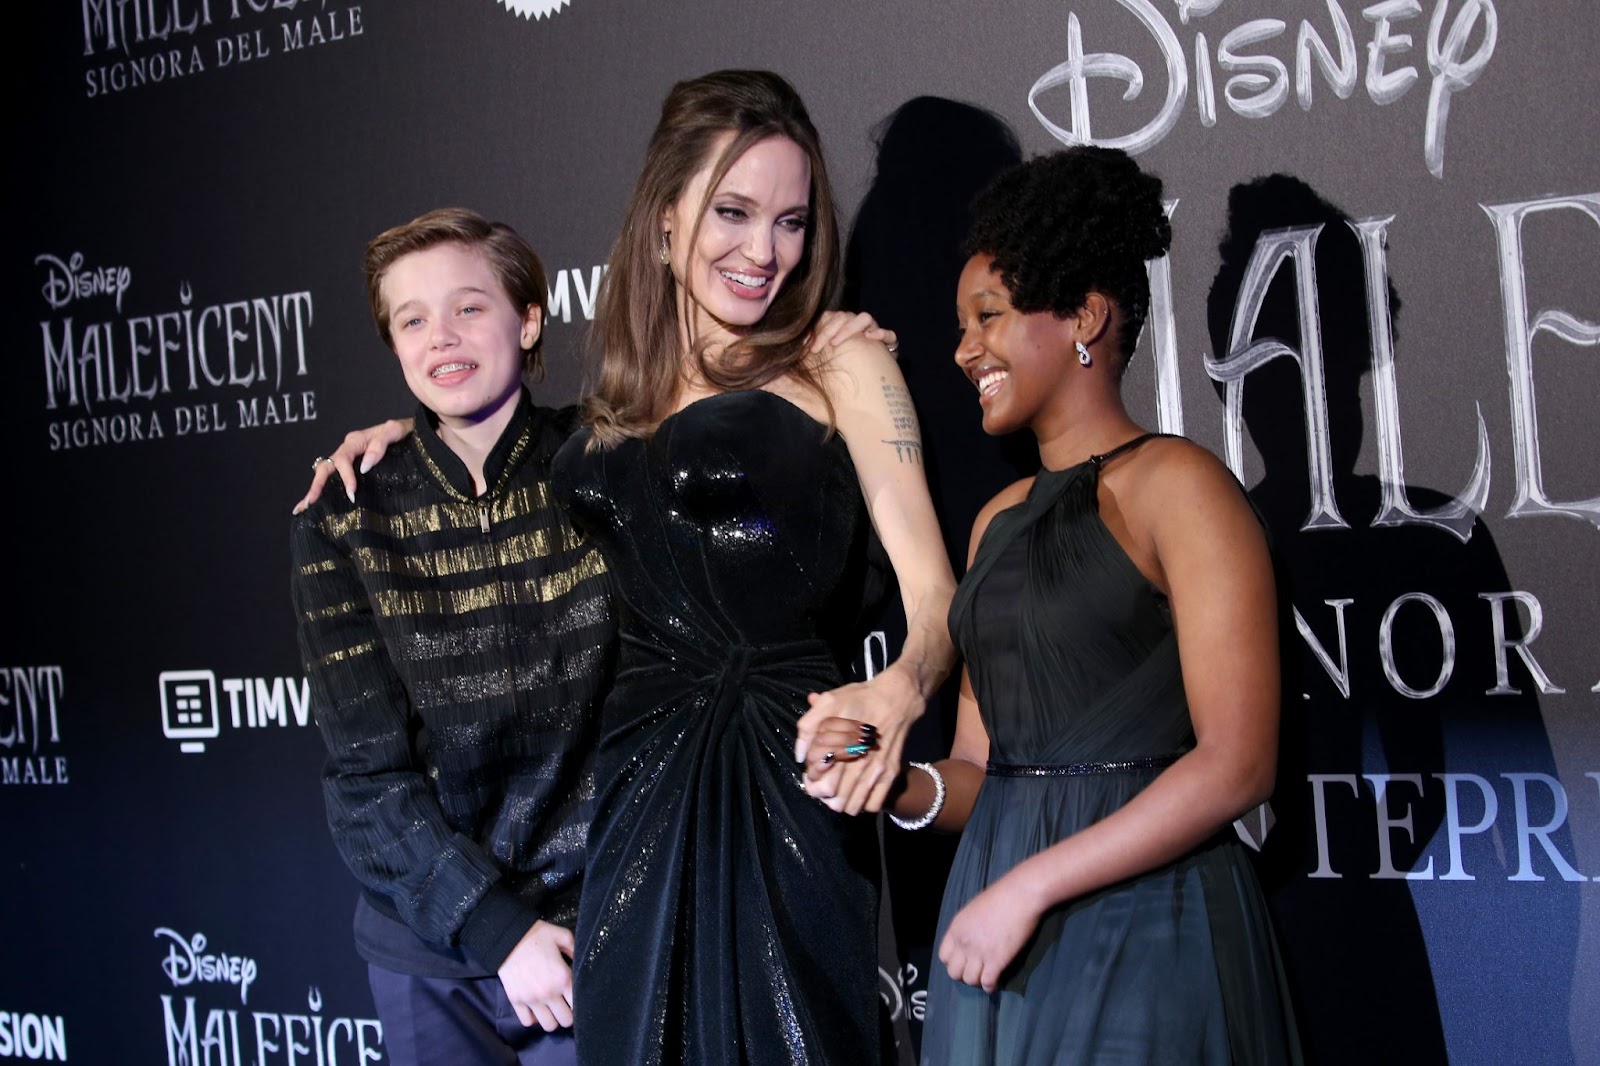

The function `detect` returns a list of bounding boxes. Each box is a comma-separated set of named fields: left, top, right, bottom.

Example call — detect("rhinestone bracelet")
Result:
left=889, top=761, right=945, bottom=831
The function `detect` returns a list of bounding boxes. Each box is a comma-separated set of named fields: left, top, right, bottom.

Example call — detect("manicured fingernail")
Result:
left=292, top=502, right=305, bottom=515
left=345, top=485, right=355, bottom=503
left=360, top=458, right=374, bottom=474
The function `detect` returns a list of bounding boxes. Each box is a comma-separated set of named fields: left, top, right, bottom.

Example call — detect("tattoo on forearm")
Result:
left=881, top=381, right=923, bottom=465
left=884, top=438, right=923, bottom=464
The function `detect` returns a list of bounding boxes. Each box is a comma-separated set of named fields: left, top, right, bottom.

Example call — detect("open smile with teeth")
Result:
left=720, top=269, right=770, bottom=291
left=431, top=361, right=477, bottom=378
left=976, top=369, right=1009, bottom=397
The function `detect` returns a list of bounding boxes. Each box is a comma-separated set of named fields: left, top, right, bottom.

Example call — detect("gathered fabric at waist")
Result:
left=615, top=628, right=838, bottom=687
left=600, top=628, right=844, bottom=754
left=986, top=751, right=1186, bottom=778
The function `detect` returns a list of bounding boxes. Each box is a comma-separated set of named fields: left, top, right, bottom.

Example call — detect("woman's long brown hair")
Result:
left=584, top=69, right=841, bottom=448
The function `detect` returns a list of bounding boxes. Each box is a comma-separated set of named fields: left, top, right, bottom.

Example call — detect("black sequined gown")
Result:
left=553, top=390, right=881, bottom=1066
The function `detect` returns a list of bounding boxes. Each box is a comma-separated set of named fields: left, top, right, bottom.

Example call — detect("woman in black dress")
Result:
left=550, top=69, right=956, bottom=1066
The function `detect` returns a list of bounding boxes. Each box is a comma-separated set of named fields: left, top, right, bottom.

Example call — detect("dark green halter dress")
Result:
left=922, top=435, right=1301, bottom=1065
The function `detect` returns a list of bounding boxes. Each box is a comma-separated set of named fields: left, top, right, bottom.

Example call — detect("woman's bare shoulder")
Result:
left=1126, top=436, right=1261, bottom=552
left=1127, top=436, right=1242, bottom=502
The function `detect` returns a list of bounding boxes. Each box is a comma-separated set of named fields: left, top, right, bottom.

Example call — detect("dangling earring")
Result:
left=1076, top=341, right=1092, bottom=367
left=659, top=231, right=671, bottom=265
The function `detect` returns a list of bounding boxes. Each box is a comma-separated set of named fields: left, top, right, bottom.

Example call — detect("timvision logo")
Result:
left=498, top=0, right=574, bottom=19
left=0, top=1011, right=67, bottom=1062
left=157, top=670, right=312, bottom=755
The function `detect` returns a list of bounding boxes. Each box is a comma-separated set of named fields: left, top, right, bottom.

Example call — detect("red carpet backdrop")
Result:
left=5, top=1, right=1596, bottom=1063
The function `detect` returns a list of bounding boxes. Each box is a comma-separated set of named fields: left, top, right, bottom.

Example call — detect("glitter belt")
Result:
left=986, top=753, right=1184, bottom=777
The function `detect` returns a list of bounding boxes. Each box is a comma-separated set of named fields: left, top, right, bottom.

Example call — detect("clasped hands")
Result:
left=795, top=663, right=920, bottom=816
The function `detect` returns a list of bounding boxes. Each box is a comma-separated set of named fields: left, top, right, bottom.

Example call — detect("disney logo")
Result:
left=153, top=927, right=259, bottom=1004
left=878, top=963, right=927, bottom=1022
left=36, top=252, right=132, bottom=312
left=1031, top=0, right=1497, bottom=179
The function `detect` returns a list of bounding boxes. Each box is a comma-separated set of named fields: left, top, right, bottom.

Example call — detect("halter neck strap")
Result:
left=1088, top=431, right=1165, bottom=469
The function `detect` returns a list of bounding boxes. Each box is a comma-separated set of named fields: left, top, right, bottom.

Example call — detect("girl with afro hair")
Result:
left=819, top=146, right=1304, bottom=1064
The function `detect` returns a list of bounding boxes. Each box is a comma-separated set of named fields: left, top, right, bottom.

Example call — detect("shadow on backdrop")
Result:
left=842, top=96, right=1028, bottom=1059
left=1209, top=175, right=1575, bottom=1065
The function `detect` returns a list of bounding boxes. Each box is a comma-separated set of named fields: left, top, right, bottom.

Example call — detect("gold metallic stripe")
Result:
left=313, top=639, right=379, bottom=667
left=497, top=525, right=586, bottom=565
left=319, top=482, right=559, bottom=542
left=297, top=557, right=341, bottom=576
left=537, top=547, right=608, bottom=603
left=321, top=502, right=463, bottom=541
left=351, top=542, right=492, bottom=580
left=301, top=599, right=363, bottom=623
left=498, top=482, right=558, bottom=519
left=348, top=526, right=585, bottom=580
left=373, top=548, right=608, bottom=617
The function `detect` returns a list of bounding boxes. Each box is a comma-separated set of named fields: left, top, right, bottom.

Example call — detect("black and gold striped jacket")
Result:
left=290, top=391, right=614, bottom=975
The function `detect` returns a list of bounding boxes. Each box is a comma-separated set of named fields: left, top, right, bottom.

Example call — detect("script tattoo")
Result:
left=881, top=381, right=923, bottom=465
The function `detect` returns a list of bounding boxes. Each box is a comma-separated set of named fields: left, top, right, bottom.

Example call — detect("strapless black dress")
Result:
left=553, top=390, right=882, bottom=1066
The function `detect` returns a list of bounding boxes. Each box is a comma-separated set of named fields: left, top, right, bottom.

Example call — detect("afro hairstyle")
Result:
left=963, top=146, right=1171, bottom=369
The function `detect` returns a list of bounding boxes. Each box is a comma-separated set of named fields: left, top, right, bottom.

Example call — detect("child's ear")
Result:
left=520, top=305, right=543, bottom=351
